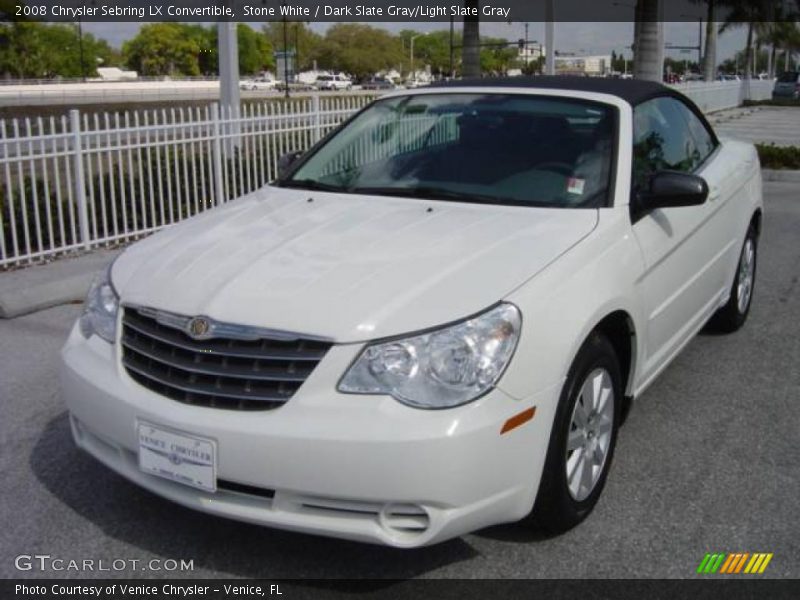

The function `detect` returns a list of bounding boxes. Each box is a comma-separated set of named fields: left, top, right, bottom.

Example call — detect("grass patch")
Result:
left=756, top=143, right=800, bottom=170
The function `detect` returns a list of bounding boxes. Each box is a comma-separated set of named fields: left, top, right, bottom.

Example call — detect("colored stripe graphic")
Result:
left=719, top=554, right=735, bottom=574
left=697, top=553, right=712, bottom=574
left=700, top=552, right=774, bottom=575
left=699, top=553, right=727, bottom=574
left=734, top=553, right=750, bottom=573
left=757, top=553, right=773, bottom=573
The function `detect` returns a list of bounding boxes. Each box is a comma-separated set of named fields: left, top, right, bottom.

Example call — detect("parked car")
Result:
left=315, top=74, right=352, bottom=91
left=361, top=77, right=395, bottom=91
left=239, top=77, right=277, bottom=91
left=63, top=77, right=762, bottom=548
left=772, top=71, right=800, bottom=100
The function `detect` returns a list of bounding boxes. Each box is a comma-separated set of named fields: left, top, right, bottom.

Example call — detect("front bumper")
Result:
left=60, top=324, right=558, bottom=547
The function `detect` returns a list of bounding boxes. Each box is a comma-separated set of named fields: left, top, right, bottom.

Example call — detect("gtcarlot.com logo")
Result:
left=697, top=552, right=773, bottom=575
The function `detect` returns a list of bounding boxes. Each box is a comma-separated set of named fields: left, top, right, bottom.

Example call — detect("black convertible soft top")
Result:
left=429, top=76, right=684, bottom=107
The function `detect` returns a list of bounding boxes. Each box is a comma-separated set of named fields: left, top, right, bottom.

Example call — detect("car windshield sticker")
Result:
left=567, top=177, right=585, bottom=195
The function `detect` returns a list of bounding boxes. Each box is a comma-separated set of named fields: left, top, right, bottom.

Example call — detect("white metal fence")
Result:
left=0, top=80, right=778, bottom=269
left=0, top=94, right=376, bottom=268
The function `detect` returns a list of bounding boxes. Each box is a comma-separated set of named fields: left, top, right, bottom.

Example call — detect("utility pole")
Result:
left=697, top=18, right=703, bottom=67
left=77, top=17, right=86, bottom=82
left=218, top=20, right=241, bottom=150
left=449, top=15, right=455, bottom=78
left=545, top=0, right=555, bottom=75
left=524, top=22, right=529, bottom=66
left=294, top=23, right=300, bottom=75
left=283, top=5, right=290, bottom=98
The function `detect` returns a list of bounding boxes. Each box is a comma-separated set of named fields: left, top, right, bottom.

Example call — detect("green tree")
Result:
left=399, top=29, right=459, bottom=77
left=236, top=24, right=273, bottom=75
left=755, top=21, right=800, bottom=77
left=315, top=24, right=403, bottom=80
left=122, top=23, right=203, bottom=77
left=479, top=37, right=519, bottom=75
left=176, top=25, right=272, bottom=77
left=718, top=0, right=792, bottom=83
left=0, top=22, right=114, bottom=79
left=262, top=22, right=322, bottom=72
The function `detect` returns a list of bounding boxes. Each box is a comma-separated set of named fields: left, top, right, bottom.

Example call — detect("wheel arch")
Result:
left=751, top=208, right=763, bottom=238
left=591, top=310, right=637, bottom=400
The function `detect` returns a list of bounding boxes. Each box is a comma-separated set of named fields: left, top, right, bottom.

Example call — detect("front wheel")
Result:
left=525, top=333, right=622, bottom=534
left=708, top=223, right=758, bottom=333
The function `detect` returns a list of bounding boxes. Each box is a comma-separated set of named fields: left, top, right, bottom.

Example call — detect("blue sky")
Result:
left=84, top=21, right=749, bottom=62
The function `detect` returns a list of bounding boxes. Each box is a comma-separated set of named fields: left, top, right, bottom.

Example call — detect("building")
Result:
left=518, top=44, right=546, bottom=64
left=555, top=55, right=612, bottom=76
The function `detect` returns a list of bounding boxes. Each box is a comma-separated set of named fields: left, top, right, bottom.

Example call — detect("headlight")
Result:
left=79, top=263, right=119, bottom=343
left=338, top=303, right=521, bottom=409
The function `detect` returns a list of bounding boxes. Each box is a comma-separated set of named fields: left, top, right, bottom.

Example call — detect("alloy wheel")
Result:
left=565, top=368, right=615, bottom=502
left=737, top=238, right=756, bottom=314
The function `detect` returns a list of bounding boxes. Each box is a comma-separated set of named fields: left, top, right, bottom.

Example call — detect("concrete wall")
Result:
left=0, top=79, right=778, bottom=111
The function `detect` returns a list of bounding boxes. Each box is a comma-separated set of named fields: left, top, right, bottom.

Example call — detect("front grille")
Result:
left=121, top=307, right=332, bottom=410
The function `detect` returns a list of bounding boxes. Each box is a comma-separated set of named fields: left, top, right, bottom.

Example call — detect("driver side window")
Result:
left=632, top=97, right=706, bottom=196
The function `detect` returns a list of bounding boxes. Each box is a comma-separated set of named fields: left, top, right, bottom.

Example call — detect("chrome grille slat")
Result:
left=123, top=311, right=328, bottom=361
left=121, top=336, right=311, bottom=382
left=123, top=358, right=292, bottom=403
left=121, top=307, right=332, bottom=411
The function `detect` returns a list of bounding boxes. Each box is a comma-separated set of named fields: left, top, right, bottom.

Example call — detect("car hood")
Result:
left=113, top=188, right=597, bottom=342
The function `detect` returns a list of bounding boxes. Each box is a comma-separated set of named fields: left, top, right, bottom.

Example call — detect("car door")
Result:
left=631, top=96, right=732, bottom=388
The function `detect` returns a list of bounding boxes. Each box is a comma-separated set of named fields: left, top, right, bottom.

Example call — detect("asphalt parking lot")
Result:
left=0, top=181, right=797, bottom=581
left=711, top=106, right=800, bottom=147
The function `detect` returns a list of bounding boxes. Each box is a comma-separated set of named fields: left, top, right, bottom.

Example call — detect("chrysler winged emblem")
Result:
left=187, top=317, right=212, bottom=340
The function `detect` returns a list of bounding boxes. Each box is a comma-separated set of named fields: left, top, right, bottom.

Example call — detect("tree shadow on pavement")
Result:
left=30, top=412, right=478, bottom=582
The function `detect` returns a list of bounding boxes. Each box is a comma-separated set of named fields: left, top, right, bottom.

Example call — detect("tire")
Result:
left=708, top=223, right=758, bottom=333
left=525, top=332, right=622, bottom=534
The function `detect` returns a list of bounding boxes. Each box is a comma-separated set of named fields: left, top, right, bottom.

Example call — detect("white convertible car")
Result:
left=62, top=77, right=762, bottom=547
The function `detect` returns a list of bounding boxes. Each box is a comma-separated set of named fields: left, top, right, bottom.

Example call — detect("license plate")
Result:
left=137, top=421, right=217, bottom=493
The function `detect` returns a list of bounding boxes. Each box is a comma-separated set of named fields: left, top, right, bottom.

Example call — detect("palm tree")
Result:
left=718, top=1, right=787, bottom=84
left=776, top=21, right=800, bottom=73
left=633, top=0, right=664, bottom=82
left=703, top=1, right=718, bottom=81
left=754, top=22, right=781, bottom=77
left=720, top=4, right=756, bottom=82
left=461, top=0, right=480, bottom=77
left=689, top=0, right=719, bottom=80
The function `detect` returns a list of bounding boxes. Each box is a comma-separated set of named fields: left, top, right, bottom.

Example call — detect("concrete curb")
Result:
left=0, top=249, right=120, bottom=319
left=762, top=169, right=800, bottom=182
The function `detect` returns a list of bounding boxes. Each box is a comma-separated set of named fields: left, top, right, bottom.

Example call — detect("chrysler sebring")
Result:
left=61, top=77, right=762, bottom=547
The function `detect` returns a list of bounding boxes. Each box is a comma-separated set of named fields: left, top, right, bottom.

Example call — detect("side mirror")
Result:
left=639, top=170, right=709, bottom=213
left=277, top=151, right=303, bottom=180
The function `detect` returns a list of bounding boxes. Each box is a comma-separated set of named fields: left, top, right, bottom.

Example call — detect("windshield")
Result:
left=283, top=93, right=617, bottom=208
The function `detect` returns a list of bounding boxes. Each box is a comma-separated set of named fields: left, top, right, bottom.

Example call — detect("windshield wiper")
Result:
left=278, top=178, right=346, bottom=193
left=347, top=185, right=546, bottom=206
left=349, top=186, right=534, bottom=207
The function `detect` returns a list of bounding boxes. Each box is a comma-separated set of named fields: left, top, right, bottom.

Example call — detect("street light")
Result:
left=680, top=13, right=704, bottom=67
left=76, top=0, right=96, bottom=82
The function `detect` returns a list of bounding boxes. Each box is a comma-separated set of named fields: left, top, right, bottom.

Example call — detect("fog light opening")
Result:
left=379, top=503, right=431, bottom=537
